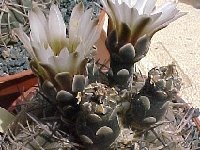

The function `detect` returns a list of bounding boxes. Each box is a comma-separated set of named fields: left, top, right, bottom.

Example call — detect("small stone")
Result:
left=15, top=67, right=23, bottom=73
left=8, top=68, right=15, bottom=75
left=1, top=49, right=10, bottom=59
left=8, top=60, right=15, bottom=67
left=23, top=63, right=29, bottom=70
left=0, top=43, right=30, bottom=75
left=15, top=58, right=26, bottom=66
left=0, top=69, right=4, bottom=76
left=10, top=49, right=19, bottom=59
left=2, top=66, right=8, bottom=73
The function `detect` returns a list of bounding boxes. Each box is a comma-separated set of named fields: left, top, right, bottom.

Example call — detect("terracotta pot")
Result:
left=95, top=10, right=110, bottom=68
left=0, top=70, right=38, bottom=110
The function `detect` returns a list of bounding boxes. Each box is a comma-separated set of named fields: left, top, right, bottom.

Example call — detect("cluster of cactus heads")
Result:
left=123, top=64, right=182, bottom=131
left=9, top=0, right=199, bottom=149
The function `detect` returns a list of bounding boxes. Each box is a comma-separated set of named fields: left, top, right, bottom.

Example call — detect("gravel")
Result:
left=0, top=0, right=101, bottom=76
left=60, top=0, right=101, bottom=32
left=0, top=43, right=30, bottom=76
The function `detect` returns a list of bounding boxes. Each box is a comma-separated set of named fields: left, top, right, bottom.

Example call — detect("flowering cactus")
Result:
left=11, top=1, right=190, bottom=149
left=14, top=3, right=103, bottom=92
left=101, top=0, right=185, bottom=44
left=100, top=0, right=186, bottom=86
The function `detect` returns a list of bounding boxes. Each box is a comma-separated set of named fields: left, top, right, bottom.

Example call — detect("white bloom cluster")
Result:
left=101, top=0, right=186, bottom=44
left=14, top=3, right=103, bottom=76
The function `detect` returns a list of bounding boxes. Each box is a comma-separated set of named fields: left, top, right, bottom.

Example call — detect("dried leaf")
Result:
left=0, top=107, right=15, bottom=133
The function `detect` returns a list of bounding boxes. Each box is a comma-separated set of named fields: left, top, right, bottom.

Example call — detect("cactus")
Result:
left=101, top=0, right=186, bottom=87
left=13, top=2, right=121, bottom=149
left=9, top=0, right=200, bottom=149
left=76, top=83, right=120, bottom=149
left=123, top=64, right=182, bottom=131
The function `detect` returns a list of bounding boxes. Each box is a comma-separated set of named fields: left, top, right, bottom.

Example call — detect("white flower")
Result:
left=14, top=3, right=103, bottom=76
left=101, top=0, right=186, bottom=44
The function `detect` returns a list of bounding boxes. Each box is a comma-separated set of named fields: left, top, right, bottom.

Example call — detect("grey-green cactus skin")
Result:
left=76, top=83, right=120, bottom=149
left=39, top=60, right=182, bottom=149
left=7, top=58, right=184, bottom=149
left=41, top=78, right=81, bottom=122
left=40, top=71, right=121, bottom=149
left=124, top=64, right=182, bottom=131
left=105, top=28, right=151, bottom=88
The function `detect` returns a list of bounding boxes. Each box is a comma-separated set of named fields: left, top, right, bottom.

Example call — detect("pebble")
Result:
left=1, top=49, right=10, bottom=59
left=0, top=43, right=30, bottom=76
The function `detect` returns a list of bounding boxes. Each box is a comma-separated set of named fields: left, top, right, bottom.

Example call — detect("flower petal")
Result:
left=150, top=2, right=186, bottom=32
left=143, top=0, right=156, bottom=14
left=79, top=8, right=94, bottom=41
left=47, top=47, right=81, bottom=75
left=48, top=4, right=66, bottom=55
left=107, top=0, right=121, bottom=29
left=71, top=6, right=104, bottom=58
left=32, top=5, right=48, bottom=31
left=131, top=15, right=151, bottom=44
left=102, top=0, right=184, bottom=45
left=29, top=10, right=48, bottom=47
left=82, top=19, right=101, bottom=54
left=140, top=12, right=162, bottom=36
left=13, top=28, right=35, bottom=58
left=58, top=47, right=70, bottom=58
left=31, top=41, right=54, bottom=63
left=134, top=0, right=148, bottom=14
left=121, top=0, right=135, bottom=7
left=69, top=3, right=84, bottom=49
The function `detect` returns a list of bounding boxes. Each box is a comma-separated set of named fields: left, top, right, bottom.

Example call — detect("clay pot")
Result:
left=95, top=10, right=110, bottom=68
left=0, top=69, right=38, bottom=110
